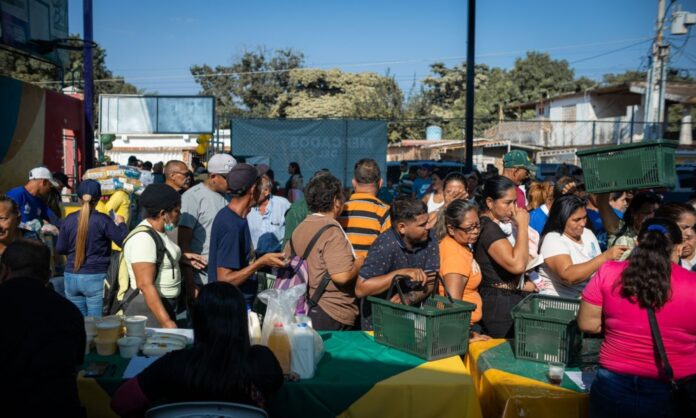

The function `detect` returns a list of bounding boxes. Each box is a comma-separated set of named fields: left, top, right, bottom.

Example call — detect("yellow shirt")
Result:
left=96, top=190, right=131, bottom=251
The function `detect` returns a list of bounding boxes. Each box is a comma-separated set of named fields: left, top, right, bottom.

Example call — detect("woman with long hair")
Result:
left=578, top=218, right=696, bottom=418
left=537, top=195, right=626, bottom=298
left=526, top=181, right=552, bottom=211
left=111, top=282, right=283, bottom=416
left=473, top=175, right=531, bottom=338
left=56, top=180, right=128, bottom=316
left=422, top=169, right=445, bottom=213
left=285, top=162, right=304, bottom=202
left=436, top=199, right=488, bottom=341
left=654, top=203, right=696, bottom=268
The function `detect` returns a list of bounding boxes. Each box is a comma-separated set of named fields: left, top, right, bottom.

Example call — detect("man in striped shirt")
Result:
left=338, top=159, right=392, bottom=260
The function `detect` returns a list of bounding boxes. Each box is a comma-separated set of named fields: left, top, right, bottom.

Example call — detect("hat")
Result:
left=53, top=172, right=71, bottom=189
left=29, top=167, right=60, bottom=188
left=140, top=184, right=181, bottom=212
left=227, top=163, right=259, bottom=195
left=207, top=154, right=237, bottom=174
left=76, top=180, right=101, bottom=200
left=503, top=150, right=537, bottom=173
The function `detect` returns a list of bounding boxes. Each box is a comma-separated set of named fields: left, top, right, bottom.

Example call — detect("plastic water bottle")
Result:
left=291, top=323, right=316, bottom=379
left=268, top=323, right=291, bottom=374
left=247, top=310, right=262, bottom=345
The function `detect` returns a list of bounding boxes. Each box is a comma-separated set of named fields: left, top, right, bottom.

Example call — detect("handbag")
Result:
left=647, top=307, right=696, bottom=418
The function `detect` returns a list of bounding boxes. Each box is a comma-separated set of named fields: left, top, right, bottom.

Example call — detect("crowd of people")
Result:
left=1, top=151, right=695, bottom=418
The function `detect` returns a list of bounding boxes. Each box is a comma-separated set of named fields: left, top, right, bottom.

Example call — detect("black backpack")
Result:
left=102, top=225, right=173, bottom=316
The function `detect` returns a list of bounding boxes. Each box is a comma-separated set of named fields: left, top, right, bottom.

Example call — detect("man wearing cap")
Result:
left=207, top=164, right=287, bottom=306
left=179, top=154, right=236, bottom=292
left=6, top=167, right=60, bottom=226
left=502, top=150, right=537, bottom=209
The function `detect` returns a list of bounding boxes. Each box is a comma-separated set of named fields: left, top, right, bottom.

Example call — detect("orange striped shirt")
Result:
left=338, top=193, right=391, bottom=258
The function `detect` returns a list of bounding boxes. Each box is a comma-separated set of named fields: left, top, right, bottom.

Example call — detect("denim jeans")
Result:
left=64, top=272, right=106, bottom=317
left=589, top=367, right=676, bottom=418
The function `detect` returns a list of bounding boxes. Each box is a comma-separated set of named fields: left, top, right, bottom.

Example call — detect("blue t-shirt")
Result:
left=6, top=186, right=54, bottom=225
left=412, top=178, right=432, bottom=198
left=529, top=206, right=549, bottom=234
left=207, top=207, right=256, bottom=305
left=586, top=209, right=608, bottom=251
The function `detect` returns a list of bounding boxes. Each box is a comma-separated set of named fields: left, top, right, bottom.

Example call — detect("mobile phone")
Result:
left=83, top=362, right=110, bottom=378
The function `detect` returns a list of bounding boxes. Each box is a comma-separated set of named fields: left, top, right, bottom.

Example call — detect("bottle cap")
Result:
left=274, top=323, right=284, bottom=328
left=297, top=323, right=307, bottom=328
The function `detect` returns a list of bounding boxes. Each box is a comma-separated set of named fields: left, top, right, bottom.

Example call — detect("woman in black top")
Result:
left=474, top=176, right=531, bottom=338
left=111, top=282, right=283, bottom=416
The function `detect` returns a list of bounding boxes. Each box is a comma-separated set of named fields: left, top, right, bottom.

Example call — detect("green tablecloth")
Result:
left=78, top=331, right=481, bottom=418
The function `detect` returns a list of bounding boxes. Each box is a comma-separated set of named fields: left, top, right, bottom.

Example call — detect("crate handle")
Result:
left=386, top=275, right=410, bottom=305
left=386, top=272, right=455, bottom=306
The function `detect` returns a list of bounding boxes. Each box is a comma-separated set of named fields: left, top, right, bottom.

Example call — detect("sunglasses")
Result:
left=453, top=223, right=481, bottom=233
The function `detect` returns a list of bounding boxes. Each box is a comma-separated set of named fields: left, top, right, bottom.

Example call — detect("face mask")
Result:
left=164, top=215, right=175, bottom=232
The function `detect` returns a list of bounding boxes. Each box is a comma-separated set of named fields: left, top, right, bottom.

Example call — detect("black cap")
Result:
left=226, top=163, right=259, bottom=195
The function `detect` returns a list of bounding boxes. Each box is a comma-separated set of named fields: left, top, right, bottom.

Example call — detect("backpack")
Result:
left=102, top=225, right=174, bottom=316
left=273, top=223, right=339, bottom=315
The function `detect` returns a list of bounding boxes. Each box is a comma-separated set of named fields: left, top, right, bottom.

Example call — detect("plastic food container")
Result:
left=94, top=337, right=118, bottom=356
left=95, top=320, right=121, bottom=341
left=142, top=342, right=181, bottom=357
left=84, top=317, right=98, bottom=336
left=118, top=336, right=143, bottom=359
left=125, top=315, right=148, bottom=337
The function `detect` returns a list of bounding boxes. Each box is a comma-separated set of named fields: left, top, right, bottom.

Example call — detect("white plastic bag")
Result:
left=257, top=284, right=306, bottom=345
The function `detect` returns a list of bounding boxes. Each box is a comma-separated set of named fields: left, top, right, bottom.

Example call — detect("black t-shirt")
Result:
left=0, top=277, right=86, bottom=417
left=138, top=344, right=283, bottom=406
left=474, top=216, right=519, bottom=287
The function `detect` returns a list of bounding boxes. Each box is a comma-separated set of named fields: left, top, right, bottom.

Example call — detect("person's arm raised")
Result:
left=486, top=207, right=530, bottom=275
left=597, top=193, right=621, bottom=234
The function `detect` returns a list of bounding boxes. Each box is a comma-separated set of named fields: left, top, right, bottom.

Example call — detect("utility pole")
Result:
left=643, top=0, right=669, bottom=140
left=83, top=0, right=95, bottom=168
left=465, top=0, right=476, bottom=172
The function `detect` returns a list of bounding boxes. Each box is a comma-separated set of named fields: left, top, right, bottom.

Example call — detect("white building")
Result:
left=486, top=82, right=696, bottom=149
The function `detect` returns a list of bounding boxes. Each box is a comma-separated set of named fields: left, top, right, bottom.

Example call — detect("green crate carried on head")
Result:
left=576, top=139, right=678, bottom=193
left=512, top=294, right=581, bottom=364
left=369, top=275, right=476, bottom=361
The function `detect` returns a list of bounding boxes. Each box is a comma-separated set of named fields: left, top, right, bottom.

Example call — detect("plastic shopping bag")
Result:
left=257, top=284, right=305, bottom=345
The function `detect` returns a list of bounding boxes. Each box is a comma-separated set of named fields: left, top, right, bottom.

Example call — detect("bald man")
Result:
left=163, top=160, right=190, bottom=193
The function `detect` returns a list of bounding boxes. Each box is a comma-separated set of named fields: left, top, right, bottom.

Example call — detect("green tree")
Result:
left=270, top=68, right=404, bottom=140
left=0, top=36, right=138, bottom=94
left=0, top=35, right=139, bottom=120
left=190, top=47, right=304, bottom=124
left=509, top=51, right=578, bottom=103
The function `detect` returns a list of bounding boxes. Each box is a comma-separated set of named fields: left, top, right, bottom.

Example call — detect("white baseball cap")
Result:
left=29, top=167, right=60, bottom=187
left=207, top=154, right=237, bottom=174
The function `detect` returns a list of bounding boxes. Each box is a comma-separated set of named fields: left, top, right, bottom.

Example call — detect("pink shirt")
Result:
left=583, top=261, right=696, bottom=380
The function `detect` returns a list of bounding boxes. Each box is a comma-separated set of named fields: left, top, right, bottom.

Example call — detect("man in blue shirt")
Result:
left=355, top=197, right=439, bottom=329
left=207, top=164, right=286, bottom=306
left=247, top=175, right=291, bottom=256
left=412, top=164, right=433, bottom=199
left=6, top=167, right=59, bottom=227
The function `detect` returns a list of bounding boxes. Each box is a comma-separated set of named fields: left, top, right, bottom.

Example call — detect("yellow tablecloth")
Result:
left=466, top=339, right=588, bottom=418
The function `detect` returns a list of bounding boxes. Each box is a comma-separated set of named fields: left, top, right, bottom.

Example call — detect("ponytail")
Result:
left=73, top=194, right=92, bottom=271
left=619, top=218, right=682, bottom=309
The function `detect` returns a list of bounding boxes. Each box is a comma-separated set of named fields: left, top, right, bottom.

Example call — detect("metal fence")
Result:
left=229, top=118, right=388, bottom=188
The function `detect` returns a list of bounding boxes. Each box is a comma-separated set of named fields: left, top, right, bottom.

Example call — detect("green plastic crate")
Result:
left=576, top=139, right=678, bottom=193
left=369, top=295, right=475, bottom=361
left=512, top=294, right=581, bottom=364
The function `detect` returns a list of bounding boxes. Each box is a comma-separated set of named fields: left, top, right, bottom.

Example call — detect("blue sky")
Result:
left=68, top=0, right=696, bottom=96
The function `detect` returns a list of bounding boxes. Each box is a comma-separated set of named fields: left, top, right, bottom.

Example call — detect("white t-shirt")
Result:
left=124, top=220, right=182, bottom=299
left=538, top=228, right=601, bottom=298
